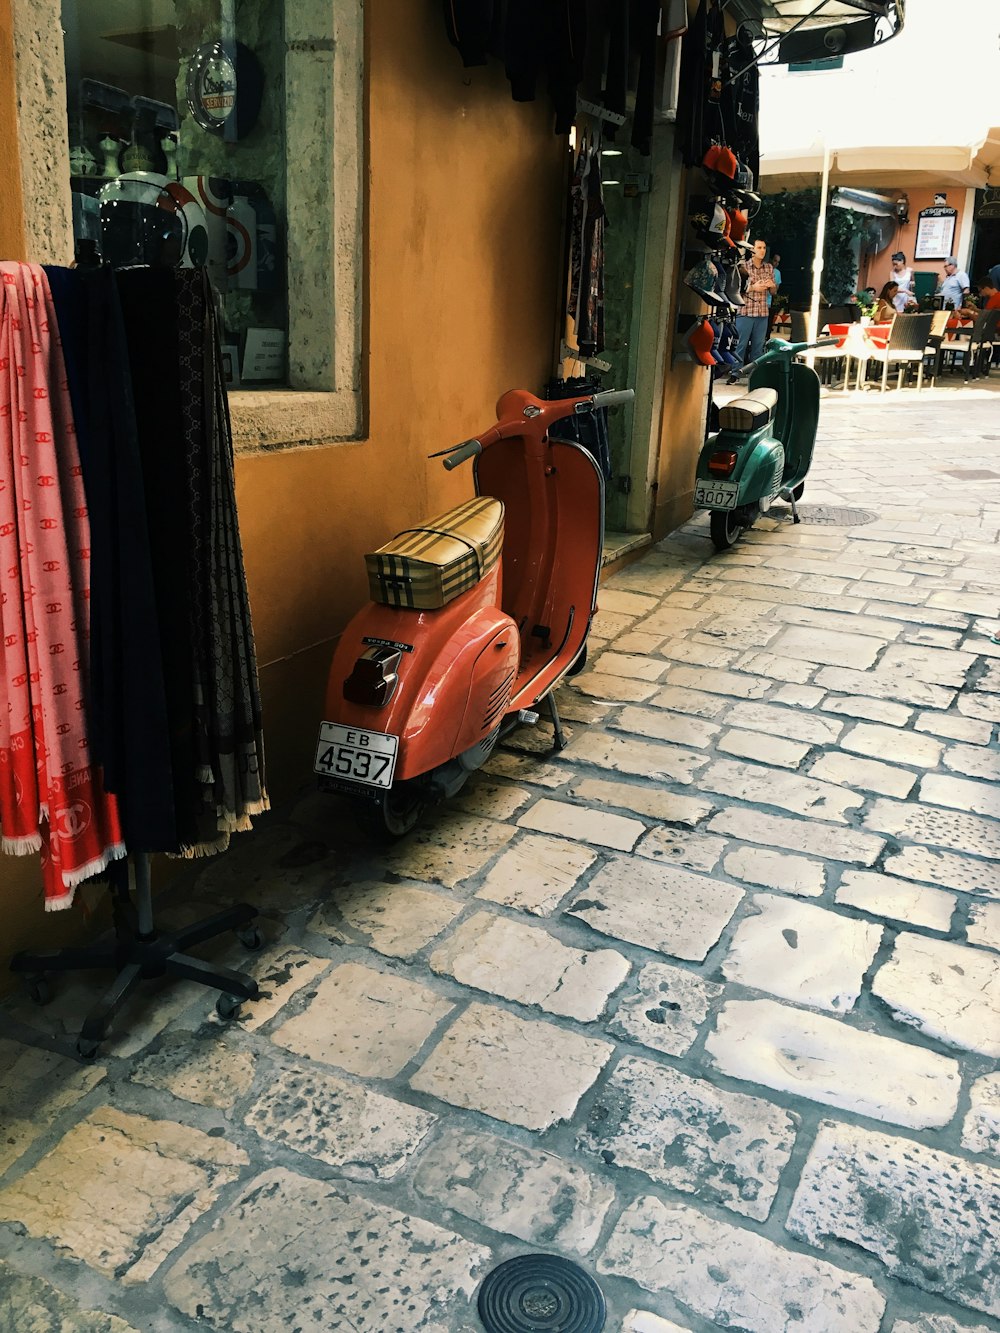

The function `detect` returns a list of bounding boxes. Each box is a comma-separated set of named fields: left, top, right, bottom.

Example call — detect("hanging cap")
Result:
left=703, top=144, right=738, bottom=180
left=686, top=317, right=717, bottom=366
left=684, top=260, right=728, bottom=308
left=728, top=208, right=748, bottom=242
left=693, top=202, right=731, bottom=249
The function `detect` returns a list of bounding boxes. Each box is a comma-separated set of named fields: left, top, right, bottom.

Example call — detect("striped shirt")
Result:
left=741, top=261, right=774, bottom=318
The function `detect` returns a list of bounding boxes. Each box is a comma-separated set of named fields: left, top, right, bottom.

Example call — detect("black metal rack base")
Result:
left=10, top=854, right=261, bottom=1057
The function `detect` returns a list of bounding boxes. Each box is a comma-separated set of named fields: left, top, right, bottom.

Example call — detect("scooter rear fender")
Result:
left=323, top=567, right=519, bottom=781
left=699, top=427, right=784, bottom=506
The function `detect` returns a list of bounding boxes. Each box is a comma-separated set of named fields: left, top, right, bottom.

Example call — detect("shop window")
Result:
left=44, top=0, right=363, bottom=442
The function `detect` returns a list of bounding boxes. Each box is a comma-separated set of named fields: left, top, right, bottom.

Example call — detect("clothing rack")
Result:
left=2, top=253, right=268, bottom=1057
left=11, top=855, right=260, bottom=1057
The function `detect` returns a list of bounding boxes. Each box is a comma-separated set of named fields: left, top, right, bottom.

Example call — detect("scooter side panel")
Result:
left=324, top=566, right=518, bottom=782
left=751, top=360, right=821, bottom=487
left=476, top=435, right=604, bottom=708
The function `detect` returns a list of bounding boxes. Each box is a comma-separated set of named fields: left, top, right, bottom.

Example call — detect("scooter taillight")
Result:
left=343, top=646, right=402, bottom=707
left=708, top=450, right=738, bottom=477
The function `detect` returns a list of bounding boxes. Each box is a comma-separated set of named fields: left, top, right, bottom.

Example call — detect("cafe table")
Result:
left=825, top=322, right=892, bottom=390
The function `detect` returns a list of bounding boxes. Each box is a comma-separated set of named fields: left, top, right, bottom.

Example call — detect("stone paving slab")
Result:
left=0, top=1107, right=246, bottom=1281
left=871, top=933, right=1000, bottom=1057
left=705, top=998, right=961, bottom=1129
left=0, top=1037, right=106, bottom=1175
left=599, top=1196, right=886, bottom=1332
left=608, top=960, right=723, bottom=1057
left=412, top=1125, right=615, bottom=1254
left=567, top=856, right=743, bottom=961
left=409, top=1002, right=613, bottom=1131
left=787, top=1120, right=1000, bottom=1320
left=427, top=911, right=629, bottom=1021
left=578, top=1054, right=796, bottom=1220
left=0, top=1261, right=140, bottom=1332
left=163, top=1168, right=491, bottom=1331
left=245, top=1060, right=437, bottom=1178
left=271, top=961, right=454, bottom=1076
left=721, top=894, right=882, bottom=1012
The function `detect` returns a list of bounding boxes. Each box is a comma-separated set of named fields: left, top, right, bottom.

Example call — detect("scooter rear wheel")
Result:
left=710, top=508, right=750, bottom=551
left=359, top=782, right=426, bottom=839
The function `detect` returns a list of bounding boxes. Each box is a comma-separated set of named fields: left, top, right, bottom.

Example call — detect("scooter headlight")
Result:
left=343, top=646, right=401, bottom=707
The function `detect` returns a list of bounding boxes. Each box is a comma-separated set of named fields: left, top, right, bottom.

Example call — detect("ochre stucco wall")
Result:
left=864, top=187, right=974, bottom=296
left=1, top=0, right=567, bottom=981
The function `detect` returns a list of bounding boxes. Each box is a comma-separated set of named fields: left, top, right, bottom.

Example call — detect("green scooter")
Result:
left=695, top=336, right=839, bottom=551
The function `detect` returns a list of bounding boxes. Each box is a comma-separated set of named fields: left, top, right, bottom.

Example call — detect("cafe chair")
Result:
left=789, top=310, right=846, bottom=384
left=865, top=312, right=933, bottom=392
left=922, top=309, right=952, bottom=387
left=943, top=308, right=1000, bottom=381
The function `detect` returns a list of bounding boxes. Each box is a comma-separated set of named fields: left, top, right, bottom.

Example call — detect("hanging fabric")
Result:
left=0, top=262, right=125, bottom=909
left=1, top=256, right=268, bottom=907
left=45, top=264, right=178, bottom=853
left=114, top=267, right=268, bottom=857
left=566, top=135, right=606, bottom=359
left=174, top=269, right=268, bottom=855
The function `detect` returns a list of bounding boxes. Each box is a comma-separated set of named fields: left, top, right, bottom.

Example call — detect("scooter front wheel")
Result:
left=710, top=507, right=754, bottom=551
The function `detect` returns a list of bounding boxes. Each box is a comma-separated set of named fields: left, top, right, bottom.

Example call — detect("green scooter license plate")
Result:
left=695, top=481, right=738, bottom=510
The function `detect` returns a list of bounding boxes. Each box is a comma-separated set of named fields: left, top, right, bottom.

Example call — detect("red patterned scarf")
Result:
left=0, top=262, right=124, bottom=909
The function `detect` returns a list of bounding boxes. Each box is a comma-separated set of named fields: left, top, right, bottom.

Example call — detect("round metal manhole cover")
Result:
left=477, top=1254, right=606, bottom=1333
left=773, top=503, right=878, bottom=527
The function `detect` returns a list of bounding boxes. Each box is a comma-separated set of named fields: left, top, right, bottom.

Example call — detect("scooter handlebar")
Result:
left=742, top=335, right=840, bottom=374
left=591, top=388, right=635, bottom=409
left=441, top=438, right=483, bottom=471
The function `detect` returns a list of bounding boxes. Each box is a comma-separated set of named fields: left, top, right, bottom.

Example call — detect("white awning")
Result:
left=758, top=0, right=1000, bottom=189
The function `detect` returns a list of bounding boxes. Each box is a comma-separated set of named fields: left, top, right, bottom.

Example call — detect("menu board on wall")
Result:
left=914, top=206, right=957, bottom=261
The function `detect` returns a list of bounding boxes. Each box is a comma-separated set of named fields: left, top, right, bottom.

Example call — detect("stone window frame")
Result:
left=11, top=0, right=364, bottom=452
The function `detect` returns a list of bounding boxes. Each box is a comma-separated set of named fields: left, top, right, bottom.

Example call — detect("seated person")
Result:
left=873, top=281, right=899, bottom=324
left=976, top=276, right=1000, bottom=311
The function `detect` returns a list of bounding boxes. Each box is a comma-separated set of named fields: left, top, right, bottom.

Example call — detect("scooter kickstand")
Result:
left=780, top=489, right=801, bottom=525
left=546, top=692, right=567, bottom=752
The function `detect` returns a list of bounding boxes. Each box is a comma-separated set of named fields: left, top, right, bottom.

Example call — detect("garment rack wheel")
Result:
left=9, top=854, right=261, bottom=1058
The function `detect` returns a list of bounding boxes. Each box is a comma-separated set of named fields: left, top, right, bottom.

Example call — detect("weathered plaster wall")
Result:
left=10, top=0, right=71, bottom=263
left=0, top=0, right=24, bottom=260
left=1, top=0, right=566, bottom=982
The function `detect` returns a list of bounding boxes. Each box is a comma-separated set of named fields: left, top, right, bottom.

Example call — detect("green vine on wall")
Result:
left=754, top=189, right=868, bottom=305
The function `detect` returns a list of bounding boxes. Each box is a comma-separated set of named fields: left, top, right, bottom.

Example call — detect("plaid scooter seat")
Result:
left=366, top=496, right=504, bottom=609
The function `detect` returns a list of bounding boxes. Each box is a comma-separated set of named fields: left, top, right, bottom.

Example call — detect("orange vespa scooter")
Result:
left=314, top=385, right=634, bottom=834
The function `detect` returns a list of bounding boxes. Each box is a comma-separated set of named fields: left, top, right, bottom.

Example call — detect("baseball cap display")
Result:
left=728, top=208, right=748, bottom=243
left=684, top=258, right=727, bottom=308
left=723, top=262, right=745, bottom=307
left=703, top=143, right=738, bottom=183
left=686, top=316, right=717, bottom=366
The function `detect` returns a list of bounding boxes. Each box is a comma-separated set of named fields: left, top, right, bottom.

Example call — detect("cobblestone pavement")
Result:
left=1, top=380, right=999, bottom=1333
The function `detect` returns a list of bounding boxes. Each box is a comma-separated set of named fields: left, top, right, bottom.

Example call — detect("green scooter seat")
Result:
left=719, top=387, right=779, bottom=432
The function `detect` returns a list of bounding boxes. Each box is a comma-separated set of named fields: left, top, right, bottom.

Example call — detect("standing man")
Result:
left=766, top=251, right=783, bottom=335
left=889, top=251, right=916, bottom=311
left=729, top=238, right=776, bottom=382
left=938, top=256, right=971, bottom=309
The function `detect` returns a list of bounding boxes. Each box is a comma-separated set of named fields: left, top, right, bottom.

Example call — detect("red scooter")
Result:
left=315, top=385, right=634, bottom=834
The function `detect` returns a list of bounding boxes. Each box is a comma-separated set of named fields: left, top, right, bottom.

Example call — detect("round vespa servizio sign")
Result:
left=186, top=40, right=263, bottom=139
